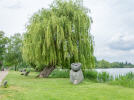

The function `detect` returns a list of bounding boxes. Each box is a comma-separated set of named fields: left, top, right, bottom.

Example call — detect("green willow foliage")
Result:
left=22, top=0, right=95, bottom=69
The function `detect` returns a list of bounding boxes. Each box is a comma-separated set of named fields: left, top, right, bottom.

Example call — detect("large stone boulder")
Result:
left=70, top=63, right=84, bottom=84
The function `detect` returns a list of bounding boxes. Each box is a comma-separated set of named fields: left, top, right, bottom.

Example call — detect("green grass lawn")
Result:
left=1, top=71, right=134, bottom=100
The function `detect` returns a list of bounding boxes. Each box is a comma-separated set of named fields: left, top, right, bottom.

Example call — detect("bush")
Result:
left=49, top=69, right=69, bottom=78
left=83, top=70, right=98, bottom=81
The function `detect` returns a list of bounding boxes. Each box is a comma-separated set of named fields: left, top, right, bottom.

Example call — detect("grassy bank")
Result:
left=1, top=71, right=134, bottom=100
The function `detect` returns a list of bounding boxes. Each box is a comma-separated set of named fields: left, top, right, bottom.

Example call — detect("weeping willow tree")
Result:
left=22, top=0, right=95, bottom=77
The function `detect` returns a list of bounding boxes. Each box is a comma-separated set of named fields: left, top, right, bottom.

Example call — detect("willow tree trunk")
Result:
left=39, top=66, right=55, bottom=78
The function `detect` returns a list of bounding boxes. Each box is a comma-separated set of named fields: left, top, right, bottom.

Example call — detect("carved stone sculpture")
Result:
left=70, top=63, right=84, bottom=84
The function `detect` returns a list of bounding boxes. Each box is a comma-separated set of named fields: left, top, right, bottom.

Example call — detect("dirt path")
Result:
left=0, top=70, right=8, bottom=86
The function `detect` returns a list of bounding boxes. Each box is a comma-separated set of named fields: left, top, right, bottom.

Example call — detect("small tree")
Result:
left=22, top=0, right=95, bottom=77
left=97, top=59, right=111, bottom=68
left=4, top=33, right=23, bottom=71
left=0, top=31, right=8, bottom=69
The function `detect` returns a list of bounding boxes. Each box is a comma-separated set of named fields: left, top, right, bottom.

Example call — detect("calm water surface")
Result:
left=95, top=68, right=134, bottom=78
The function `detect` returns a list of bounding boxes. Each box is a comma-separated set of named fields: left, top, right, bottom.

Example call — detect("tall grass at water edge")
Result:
left=109, top=72, right=134, bottom=88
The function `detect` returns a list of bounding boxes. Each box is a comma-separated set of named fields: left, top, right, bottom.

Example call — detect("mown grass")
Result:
left=1, top=71, right=134, bottom=100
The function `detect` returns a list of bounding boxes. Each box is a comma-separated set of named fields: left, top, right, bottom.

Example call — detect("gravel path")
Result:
left=0, top=70, right=8, bottom=86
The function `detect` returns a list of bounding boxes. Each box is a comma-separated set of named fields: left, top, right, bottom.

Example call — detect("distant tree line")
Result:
left=95, top=59, right=134, bottom=68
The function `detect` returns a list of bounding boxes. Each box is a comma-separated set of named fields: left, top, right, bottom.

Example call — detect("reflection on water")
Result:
left=95, top=68, right=134, bottom=78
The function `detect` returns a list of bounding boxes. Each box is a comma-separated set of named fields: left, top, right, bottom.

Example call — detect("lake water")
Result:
left=95, top=68, right=134, bottom=78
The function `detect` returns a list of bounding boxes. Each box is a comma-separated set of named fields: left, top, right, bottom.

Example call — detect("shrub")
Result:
left=83, top=70, right=98, bottom=81
left=49, top=69, right=69, bottom=78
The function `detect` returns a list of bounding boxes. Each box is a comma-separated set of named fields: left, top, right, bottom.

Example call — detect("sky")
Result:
left=0, top=0, right=134, bottom=63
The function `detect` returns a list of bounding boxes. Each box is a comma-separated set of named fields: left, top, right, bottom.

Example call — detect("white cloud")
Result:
left=108, top=33, right=134, bottom=51
left=0, top=0, right=22, bottom=9
left=0, top=0, right=53, bottom=36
